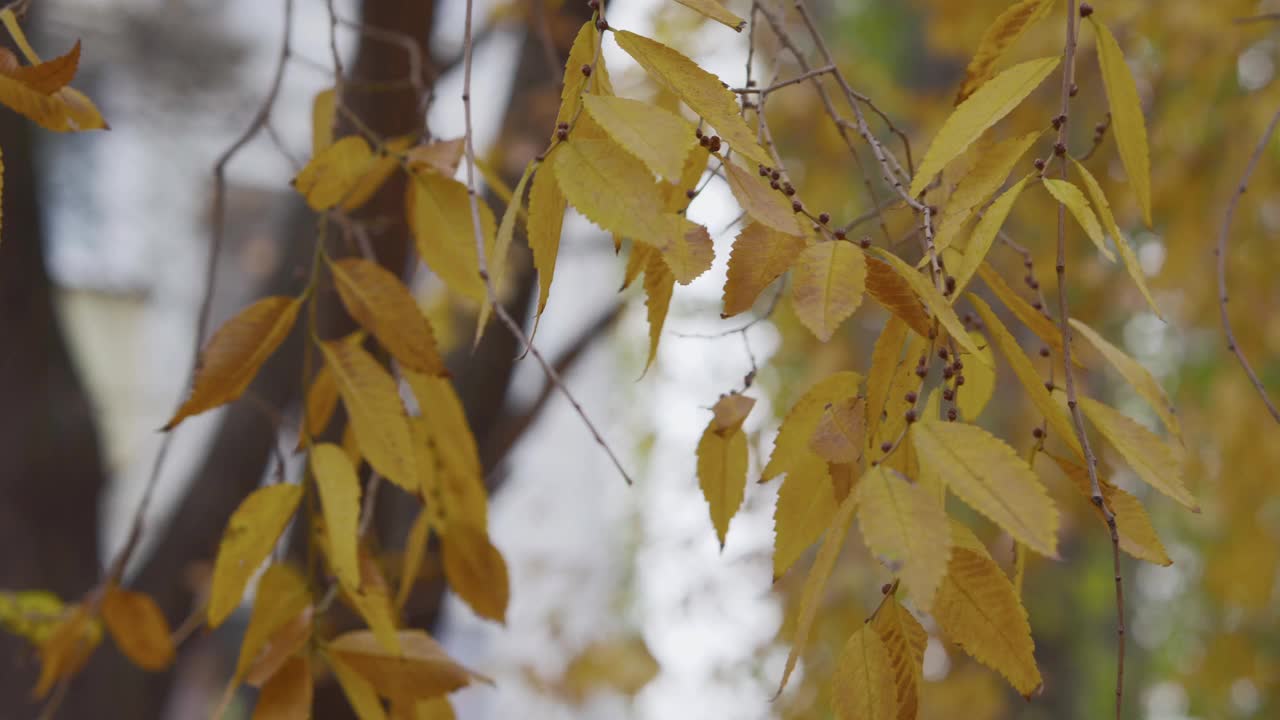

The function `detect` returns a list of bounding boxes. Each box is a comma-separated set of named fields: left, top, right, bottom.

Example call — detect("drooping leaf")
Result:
left=1079, top=397, right=1198, bottom=511
left=864, top=257, right=933, bottom=339
left=954, top=0, right=1057, bottom=103
left=810, top=397, right=866, bottom=465
left=723, top=160, right=804, bottom=237
left=311, top=443, right=363, bottom=593
left=0, top=9, right=42, bottom=64
left=1042, top=178, right=1115, bottom=261
left=934, top=547, right=1042, bottom=696
left=910, top=56, right=1060, bottom=197
left=1049, top=454, right=1172, bottom=565
left=297, top=364, right=338, bottom=450
left=870, top=595, right=927, bottom=720
left=722, top=222, right=807, bottom=318
left=953, top=174, right=1033, bottom=296
left=832, top=623, right=898, bottom=720
left=672, top=0, right=746, bottom=31
left=552, top=137, right=679, bottom=247
left=613, top=30, right=771, bottom=165
left=911, top=420, right=1059, bottom=558
left=1089, top=17, right=1152, bottom=226
left=405, top=138, right=465, bottom=177
left=869, top=248, right=987, bottom=362
left=312, top=88, right=335, bottom=156
left=641, top=247, right=675, bottom=371
left=1069, top=318, right=1178, bottom=439
left=791, top=241, right=867, bottom=342
left=164, top=296, right=301, bottom=430
left=663, top=219, right=715, bottom=285
left=236, top=563, right=312, bottom=682
left=33, top=605, right=102, bottom=698
left=956, top=329, right=996, bottom=421
left=328, top=651, right=390, bottom=720
left=398, top=506, right=435, bottom=611
left=697, top=423, right=749, bottom=548
left=866, top=316, right=910, bottom=443
left=343, top=551, right=402, bottom=655
left=773, top=453, right=838, bottom=579
left=0, top=71, right=107, bottom=132
left=442, top=523, right=510, bottom=624
left=856, top=466, right=951, bottom=609
left=9, top=40, right=79, bottom=94
left=973, top=263, right=1082, bottom=368
left=934, top=133, right=1040, bottom=255
left=968, top=293, right=1082, bottom=457
left=209, top=484, right=304, bottom=628
left=321, top=339, right=417, bottom=491
left=711, top=392, right=757, bottom=433
left=407, top=170, right=497, bottom=303
left=527, top=156, right=567, bottom=319
left=293, top=136, right=374, bottom=211
left=763, top=371, right=863, bottom=482
left=1070, top=157, right=1162, bottom=318
left=330, top=258, right=446, bottom=375
left=100, top=587, right=175, bottom=671
left=252, top=655, right=312, bottom=720
left=327, top=630, right=485, bottom=703
left=340, top=136, right=413, bottom=211
left=554, top=22, right=612, bottom=133
left=0, top=590, right=64, bottom=644
left=404, top=372, right=488, bottom=530
left=583, top=95, right=693, bottom=181
left=477, top=162, right=533, bottom=342
left=561, top=635, right=661, bottom=701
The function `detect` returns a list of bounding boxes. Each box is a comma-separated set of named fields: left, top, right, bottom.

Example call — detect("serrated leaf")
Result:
left=403, top=373, right=488, bottom=530
left=957, top=329, right=996, bottom=421
left=869, top=249, right=987, bottom=362
left=311, top=443, right=363, bottom=592
left=293, top=136, right=375, bottom=211
left=328, top=630, right=485, bottom=702
left=442, top=523, right=510, bottom=623
left=810, top=397, right=866, bottom=464
left=405, top=138, right=465, bottom=177
left=955, top=0, right=1057, bottom=104
left=1078, top=397, right=1197, bottom=511
left=236, top=563, right=311, bottom=682
left=953, top=174, right=1033, bottom=296
left=1090, top=17, right=1151, bottom=226
left=870, top=596, right=927, bottom=720
left=297, top=364, right=338, bottom=450
left=663, top=219, right=715, bottom=285
left=344, top=552, right=401, bottom=655
left=476, top=163, right=533, bottom=343
left=722, top=222, right=806, bottom=317
left=935, top=134, right=1040, bottom=256
left=1070, top=157, right=1162, bottom=318
left=968, top=293, right=1082, bottom=457
left=973, top=263, right=1083, bottom=368
left=252, top=655, right=312, bottom=720
left=101, top=587, right=174, bottom=671
left=791, top=241, right=867, bottom=342
left=0, top=69, right=107, bottom=132
left=866, top=316, right=910, bottom=443
left=640, top=247, right=674, bottom=371
left=763, top=371, right=863, bottom=481
left=672, top=0, right=746, bottom=31
left=773, top=453, right=838, bottom=579
left=614, top=30, right=771, bottom=165
left=724, top=161, right=804, bottom=236
left=321, top=339, right=417, bottom=491
left=1070, top=318, right=1178, bottom=439
left=209, top=484, right=303, bottom=628
left=555, top=22, right=612, bottom=134
left=583, top=95, right=693, bottom=180
left=10, top=40, right=79, bottom=94
left=407, top=170, right=497, bottom=303
left=857, top=466, right=952, bottom=609
left=165, top=296, right=301, bottom=430
left=833, top=623, right=897, bottom=720
left=527, top=156, right=567, bottom=319
left=552, top=138, right=678, bottom=244
left=398, top=505, right=435, bottom=611
left=911, top=420, right=1059, bottom=557
left=1049, top=454, right=1172, bottom=565
left=934, top=547, right=1042, bottom=696
left=711, top=393, right=757, bottom=433
left=776, top=481, right=861, bottom=696
left=1042, top=178, right=1115, bottom=261
left=911, top=56, right=1060, bottom=197
left=864, top=257, right=933, bottom=339
left=697, top=423, right=749, bottom=548
left=328, top=652, right=389, bottom=720
left=330, top=258, right=446, bottom=375
left=0, top=9, right=41, bottom=64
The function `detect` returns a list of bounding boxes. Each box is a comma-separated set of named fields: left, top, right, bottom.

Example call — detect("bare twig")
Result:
left=1216, top=107, right=1280, bottom=423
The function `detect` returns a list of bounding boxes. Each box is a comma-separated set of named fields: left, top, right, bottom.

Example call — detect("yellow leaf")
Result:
left=404, top=373, right=488, bottom=530
left=832, top=623, right=898, bottom=720
left=672, top=0, right=746, bottom=31
left=763, top=371, right=863, bottom=482
left=407, top=170, right=497, bottom=303
left=954, top=0, right=1057, bottom=104
left=340, top=136, right=413, bottom=212
left=311, top=443, right=363, bottom=592
left=613, top=30, right=771, bottom=166
left=330, top=258, right=446, bottom=375
left=391, top=697, right=456, bottom=720
left=312, top=88, right=335, bottom=156
left=253, top=655, right=312, bottom=720
left=809, top=397, right=866, bottom=464
left=968, top=293, right=1082, bottom=457
left=101, top=587, right=174, bottom=671
left=721, top=222, right=806, bottom=318
left=641, top=247, right=674, bottom=371
left=297, top=364, right=338, bottom=450
left=477, top=163, right=533, bottom=344
left=773, top=453, right=838, bottom=579
left=582, top=95, right=693, bottom=181
left=871, top=332, right=930, bottom=458
left=344, top=551, right=402, bottom=655
left=405, top=138, right=465, bottom=177
left=0, top=590, right=63, bottom=644
left=322, top=339, right=417, bottom=491
left=0, top=9, right=41, bottom=64
left=245, top=604, right=312, bottom=690
left=866, top=316, right=910, bottom=443
left=856, top=466, right=951, bottom=609
left=869, top=248, right=987, bottom=362
left=935, top=133, right=1040, bottom=255
left=956, top=329, right=996, bottom=421
left=328, top=651, right=389, bottom=720
left=10, top=40, right=79, bottom=94
left=397, top=505, right=435, bottom=610
left=791, top=241, right=867, bottom=342
left=870, top=596, right=927, bottom=720
left=327, top=630, right=484, bottom=702
left=973, top=263, right=1082, bottom=368
left=293, top=136, right=375, bottom=210
left=33, top=605, right=102, bottom=698
left=561, top=635, right=660, bottom=701
left=933, top=547, right=1042, bottom=696
left=953, top=174, right=1033, bottom=296
left=1070, top=157, right=1162, bottom=317
left=236, top=563, right=311, bottom=682
left=527, top=156, right=566, bottom=318
left=209, top=484, right=304, bottom=628
left=1078, top=397, right=1198, bottom=511
left=0, top=71, right=107, bottom=132
left=911, top=420, right=1059, bottom=558
left=1041, top=178, right=1115, bottom=261
left=1049, top=454, right=1172, bottom=565
left=724, top=160, right=804, bottom=236
left=710, top=392, right=757, bottom=433
left=442, top=524, right=509, bottom=623
left=1089, top=17, right=1151, bottom=226
left=1070, top=318, right=1178, bottom=439
left=554, top=22, right=612, bottom=134
left=776, top=481, right=860, bottom=695
left=553, top=137, right=682, bottom=246
left=165, top=296, right=301, bottom=430
left=697, top=424, right=749, bottom=547
left=910, top=56, right=1059, bottom=196
left=663, top=219, right=715, bottom=285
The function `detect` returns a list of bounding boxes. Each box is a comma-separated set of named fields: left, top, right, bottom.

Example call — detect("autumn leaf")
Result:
left=100, top=587, right=174, bottom=671
left=253, top=655, right=312, bottom=720
left=911, top=56, right=1060, bottom=196
left=934, top=133, right=1039, bottom=255
left=442, top=523, right=510, bottom=623
left=911, top=420, right=1060, bottom=558
left=1042, top=177, right=1115, bottom=261
left=722, top=222, right=807, bottom=318
left=763, top=371, right=863, bottom=482
left=209, top=484, right=304, bottom=628
left=1070, top=318, right=1179, bottom=439
left=791, top=241, right=867, bottom=342
left=527, top=156, right=567, bottom=319
left=344, top=551, right=402, bottom=655
left=583, top=95, right=693, bottom=181
left=311, top=443, right=363, bottom=592
left=1079, top=397, right=1198, bottom=511
left=555, top=21, right=613, bottom=133
left=641, top=247, right=675, bottom=371
left=0, top=590, right=64, bottom=645
left=33, top=605, right=102, bottom=698
left=833, top=622, right=898, bottom=720
left=330, top=258, right=446, bottom=376
left=869, top=248, right=987, bottom=361
left=477, top=163, right=533, bottom=343
left=235, top=563, right=312, bottom=682
left=973, top=263, right=1083, bottom=368
left=322, top=339, right=417, bottom=492
left=0, top=45, right=108, bottom=133
left=297, top=364, right=338, bottom=450
left=866, top=316, right=910, bottom=443
left=165, top=296, right=301, bottom=430
left=953, top=174, right=1033, bottom=296
left=404, top=372, right=488, bottom=530
left=552, top=137, right=679, bottom=247
left=405, top=138, right=465, bottom=177
left=407, top=170, right=497, bottom=303
left=773, top=453, right=838, bottom=579
left=870, top=595, right=927, bottom=720
left=954, top=0, right=1057, bottom=103
left=723, top=160, right=804, bottom=237
left=1070, top=157, right=1162, bottom=318
left=810, top=397, right=866, bottom=464
left=311, top=88, right=335, bottom=156
left=956, top=329, right=996, bottom=421
left=1089, top=17, right=1152, bottom=226
left=293, top=136, right=374, bottom=211
left=327, top=630, right=486, bottom=703
left=328, top=651, right=390, bottom=720
left=1049, top=454, right=1172, bottom=565
left=672, top=0, right=746, bottom=31
left=561, top=635, right=661, bottom=701
left=697, top=419, right=749, bottom=547
left=857, top=466, right=951, bottom=609
left=864, top=256, right=933, bottom=339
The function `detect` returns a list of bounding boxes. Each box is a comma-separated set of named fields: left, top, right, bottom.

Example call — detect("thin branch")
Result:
left=731, top=64, right=835, bottom=94
left=1234, top=13, right=1280, bottom=24
left=1216, top=106, right=1280, bottom=423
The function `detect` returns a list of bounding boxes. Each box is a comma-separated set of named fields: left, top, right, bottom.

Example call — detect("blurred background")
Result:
left=0, top=0, right=1278, bottom=718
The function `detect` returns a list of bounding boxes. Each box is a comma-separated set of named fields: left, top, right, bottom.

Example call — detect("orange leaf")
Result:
left=101, top=586, right=175, bottom=671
